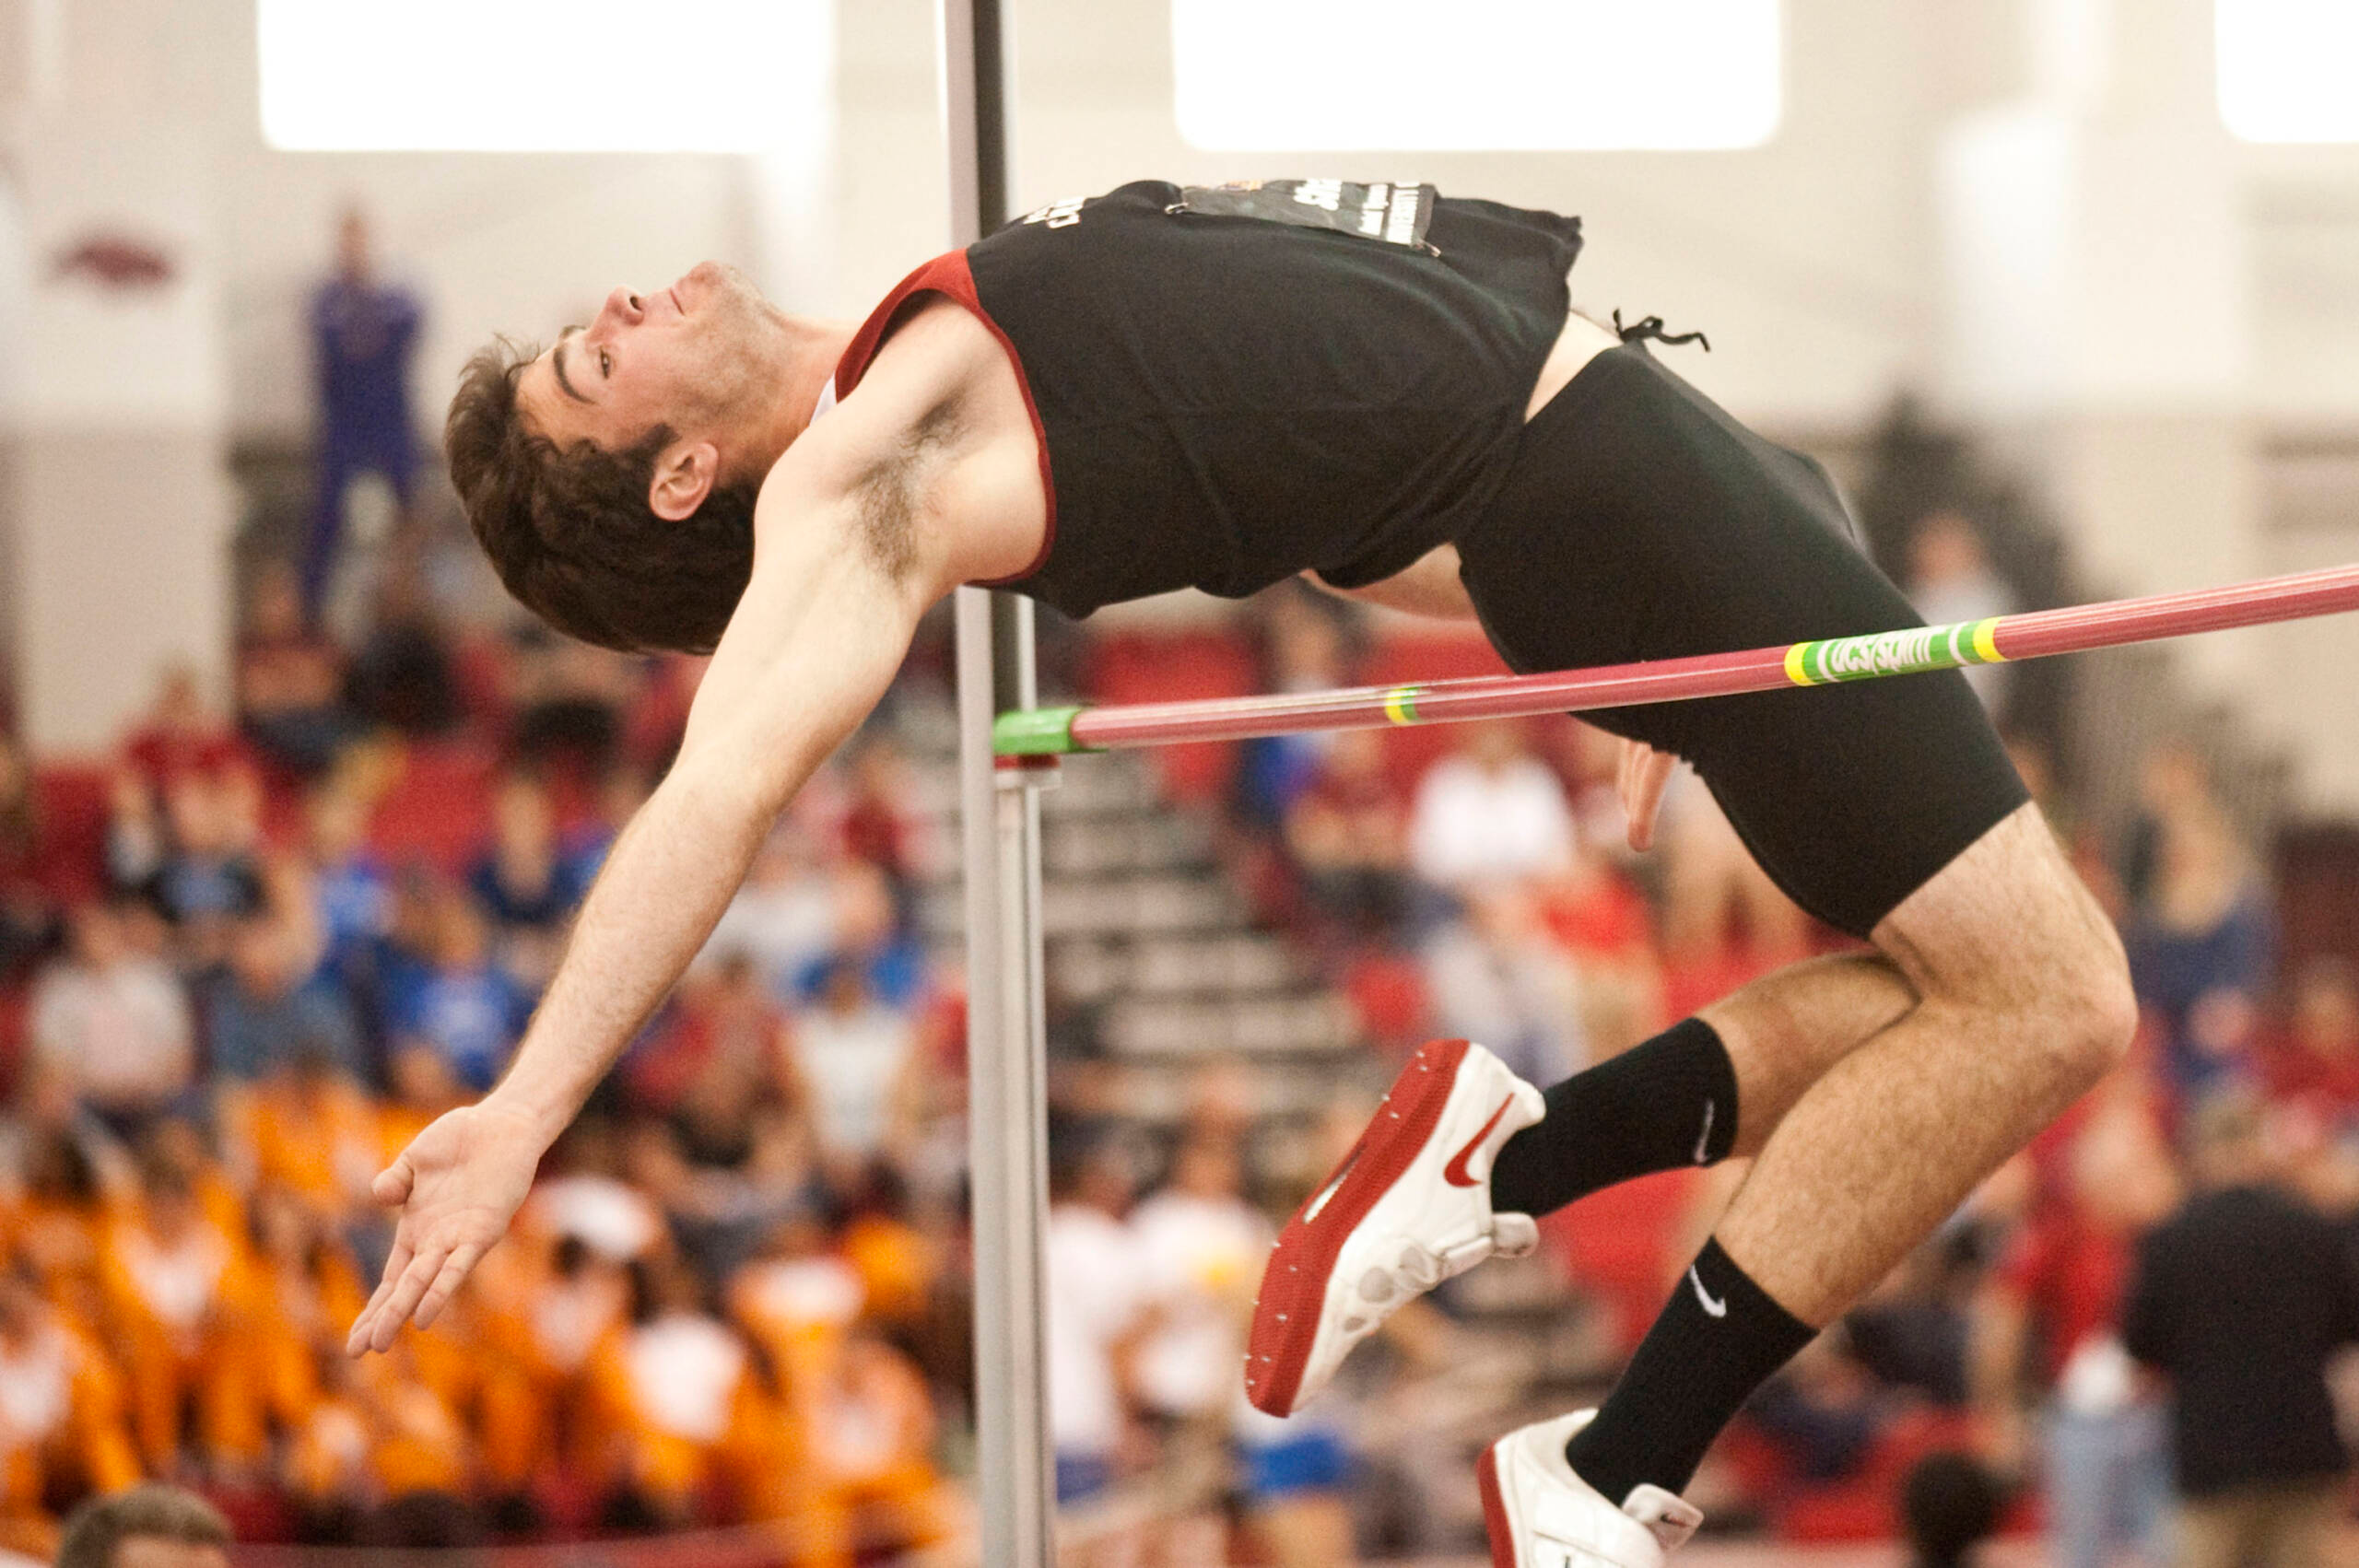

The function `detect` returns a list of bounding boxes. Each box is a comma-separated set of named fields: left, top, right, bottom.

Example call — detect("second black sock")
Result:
left=1486, top=1017, right=1738, bottom=1217
left=1565, top=1236, right=1818, bottom=1504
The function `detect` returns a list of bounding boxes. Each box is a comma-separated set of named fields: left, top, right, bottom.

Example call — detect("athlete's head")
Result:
left=446, top=261, right=793, bottom=654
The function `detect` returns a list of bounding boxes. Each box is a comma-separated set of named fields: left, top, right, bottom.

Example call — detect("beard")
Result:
left=670, top=262, right=791, bottom=435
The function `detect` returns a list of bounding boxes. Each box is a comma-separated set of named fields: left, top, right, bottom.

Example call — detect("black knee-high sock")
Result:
left=1486, top=1017, right=1739, bottom=1217
left=1565, top=1237, right=1817, bottom=1504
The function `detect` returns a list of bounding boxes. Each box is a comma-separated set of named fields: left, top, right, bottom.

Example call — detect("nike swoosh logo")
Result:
left=1689, top=1266, right=1728, bottom=1318
left=1443, top=1097, right=1517, bottom=1188
left=1694, top=1100, right=1716, bottom=1164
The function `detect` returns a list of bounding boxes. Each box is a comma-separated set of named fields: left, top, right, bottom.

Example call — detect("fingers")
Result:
left=411, top=1242, right=487, bottom=1331
left=363, top=1244, right=450, bottom=1355
left=346, top=1235, right=413, bottom=1358
left=1623, top=743, right=1677, bottom=853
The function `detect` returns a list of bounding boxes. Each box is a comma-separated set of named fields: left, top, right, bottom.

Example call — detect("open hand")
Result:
left=346, top=1098, right=545, bottom=1355
left=1618, top=738, right=1678, bottom=852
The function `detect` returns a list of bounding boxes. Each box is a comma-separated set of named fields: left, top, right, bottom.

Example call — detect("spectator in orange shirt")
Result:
left=99, top=1153, right=264, bottom=1474
left=452, top=1227, right=626, bottom=1501
left=0, top=1261, right=137, bottom=1532
left=284, top=1347, right=376, bottom=1541
left=588, top=1255, right=760, bottom=1527
left=218, top=1049, right=380, bottom=1219
left=243, top=1188, right=368, bottom=1437
left=287, top=1344, right=476, bottom=1546
left=730, top=1211, right=866, bottom=1381
left=797, top=1321, right=957, bottom=1559
left=378, top=1042, right=466, bottom=1170
left=8, top=1125, right=120, bottom=1331
left=355, top=1347, right=476, bottom=1538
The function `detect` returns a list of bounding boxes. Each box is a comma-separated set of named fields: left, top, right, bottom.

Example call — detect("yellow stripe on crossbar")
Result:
left=1971, top=618, right=2005, bottom=663
left=1784, top=642, right=1815, bottom=686
left=1383, top=688, right=1419, bottom=725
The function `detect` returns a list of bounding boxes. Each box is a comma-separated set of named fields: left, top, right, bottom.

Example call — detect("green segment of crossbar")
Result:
left=993, top=705, right=1092, bottom=755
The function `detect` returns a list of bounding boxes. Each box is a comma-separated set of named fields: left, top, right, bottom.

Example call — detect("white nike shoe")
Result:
left=1245, top=1037, right=1544, bottom=1416
left=1477, top=1411, right=1704, bottom=1568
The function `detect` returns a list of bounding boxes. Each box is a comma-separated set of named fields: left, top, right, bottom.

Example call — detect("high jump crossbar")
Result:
left=994, top=562, right=2359, bottom=756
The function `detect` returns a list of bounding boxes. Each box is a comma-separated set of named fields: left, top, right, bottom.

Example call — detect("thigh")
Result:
left=1870, top=802, right=2125, bottom=1015
left=1458, top=344, right=2027, bottom=936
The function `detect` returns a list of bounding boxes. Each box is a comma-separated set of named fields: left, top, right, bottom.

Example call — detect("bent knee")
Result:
left=1957, top=920, right=2135, bottom=1091
left=1886, top=808, right=2136, bottom=1088
left=2049, top=936, right=2138, bottom=1082
left=1905, top=902, right=2135, bottom=1094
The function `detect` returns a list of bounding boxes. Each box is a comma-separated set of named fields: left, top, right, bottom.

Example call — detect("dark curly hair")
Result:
left=445, top=337, right=758, bottom=654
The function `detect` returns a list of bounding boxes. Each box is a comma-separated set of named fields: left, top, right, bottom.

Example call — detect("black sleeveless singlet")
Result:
left=827, top=179, right=1582, bottom=619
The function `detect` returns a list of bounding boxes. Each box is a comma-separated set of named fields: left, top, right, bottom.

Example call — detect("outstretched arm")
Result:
left=347, top=497, right=929, bottom=1353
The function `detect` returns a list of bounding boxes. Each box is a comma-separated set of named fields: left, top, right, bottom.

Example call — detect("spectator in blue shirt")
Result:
left=466, top=772, right=589, bottom=994
left=204, top=912, right=365, bottom=1082
left=305, top=207, right=423, bottom=617
left=382, top=883, right=527, bottom=1092
left=2121, top=742, right=2277, bottom=1105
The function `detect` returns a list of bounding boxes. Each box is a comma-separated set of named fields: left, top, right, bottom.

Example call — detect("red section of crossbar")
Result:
left=1063, top=563, right=2359, bottom=752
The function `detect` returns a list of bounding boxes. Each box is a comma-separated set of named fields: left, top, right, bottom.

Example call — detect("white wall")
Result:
left=184, top=0, right=2359, bottom=440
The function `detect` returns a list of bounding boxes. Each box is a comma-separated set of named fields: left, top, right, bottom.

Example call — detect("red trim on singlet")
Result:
left=829, top=250, right=1055, bottom=588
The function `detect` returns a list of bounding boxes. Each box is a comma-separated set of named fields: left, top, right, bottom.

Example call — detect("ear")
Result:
left=648, top=439, right=722, bottom=521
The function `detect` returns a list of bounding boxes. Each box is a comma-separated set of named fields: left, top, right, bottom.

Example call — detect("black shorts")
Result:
left=1453, top=343, right=2028, bottom=939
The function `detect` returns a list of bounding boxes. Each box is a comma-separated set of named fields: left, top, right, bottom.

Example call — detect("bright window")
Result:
left=1172, top=0, right=1780, bottom=151
left=2217, top=0, right=2359, bottom=143
left=257, top=0, right=828, bottom=151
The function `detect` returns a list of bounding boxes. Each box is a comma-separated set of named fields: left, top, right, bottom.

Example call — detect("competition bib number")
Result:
left=1167, top=179, right=1438, bottom=253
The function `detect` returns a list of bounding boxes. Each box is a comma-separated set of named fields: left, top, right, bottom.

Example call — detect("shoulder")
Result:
left=752, top=296, right=1044, bottom=594
left=763, top=298, right=1000, bottom=501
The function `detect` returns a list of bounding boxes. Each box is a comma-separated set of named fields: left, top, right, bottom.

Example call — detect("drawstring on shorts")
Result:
left=1614, top=309, right=1711, bottom=354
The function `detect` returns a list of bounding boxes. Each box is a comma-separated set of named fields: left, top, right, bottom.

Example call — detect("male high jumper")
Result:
left=349, top=180, right=2132, bottom=1567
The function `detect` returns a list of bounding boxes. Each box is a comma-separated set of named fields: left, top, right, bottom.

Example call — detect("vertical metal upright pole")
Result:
left=943, top=0, right=1053, bottom=1563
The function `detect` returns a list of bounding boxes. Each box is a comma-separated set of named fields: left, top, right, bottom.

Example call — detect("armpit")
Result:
left=851, top=400, right=963, bottom=582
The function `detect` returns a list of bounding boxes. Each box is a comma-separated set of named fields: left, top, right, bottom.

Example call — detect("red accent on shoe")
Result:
left=1477, top=1442, right=1515, bottom=1568
left=1442, top=1096, right=1517, bottom=1188
left=1244, top=1037, right=1471, bottom=1416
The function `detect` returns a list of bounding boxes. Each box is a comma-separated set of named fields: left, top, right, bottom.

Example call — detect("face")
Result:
left=518, top=262, right=792, bottom=514
left=338, top=210, right=371, bottom=275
